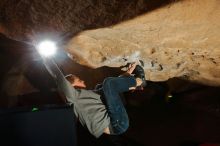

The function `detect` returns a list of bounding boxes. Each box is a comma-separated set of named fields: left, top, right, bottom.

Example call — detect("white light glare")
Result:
left=37, top=40, right=57, bottom=57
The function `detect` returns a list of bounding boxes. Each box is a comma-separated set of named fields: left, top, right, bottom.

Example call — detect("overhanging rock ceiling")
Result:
left=66, top=0, right=220, bottom=86
left=0, top=0, right=219, bottom=86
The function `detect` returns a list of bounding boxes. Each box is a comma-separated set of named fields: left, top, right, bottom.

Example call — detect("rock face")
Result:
left=66, top=0, right=220, bottom=86
left=0, top=0, right=172, bottom=40
left=0, top=0, right=219, bottom=86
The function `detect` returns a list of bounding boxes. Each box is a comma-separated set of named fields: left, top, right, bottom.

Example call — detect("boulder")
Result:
left=66, top=0, right=220, bottom=86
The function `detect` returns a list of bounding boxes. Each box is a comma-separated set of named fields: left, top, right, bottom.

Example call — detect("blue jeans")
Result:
left=101, top=76, right=136, bottom=135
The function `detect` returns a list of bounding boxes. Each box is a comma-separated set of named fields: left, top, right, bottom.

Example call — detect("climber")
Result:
left=65, top=61, right=146, bottom=138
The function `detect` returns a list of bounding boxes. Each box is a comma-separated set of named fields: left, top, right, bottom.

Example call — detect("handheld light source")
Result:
left=37, top=40, right=57, bottom=57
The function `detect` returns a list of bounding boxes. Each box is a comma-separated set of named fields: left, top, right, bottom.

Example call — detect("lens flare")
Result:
left=37, top=41, right=57, bottom=57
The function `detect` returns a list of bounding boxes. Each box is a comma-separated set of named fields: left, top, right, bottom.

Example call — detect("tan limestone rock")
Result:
left=66, top=0, right=220, bottom=86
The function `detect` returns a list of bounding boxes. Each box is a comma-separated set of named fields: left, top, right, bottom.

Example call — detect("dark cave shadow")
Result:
left=125, top=77, right=220, bottom=115
left=124, top=78, right=220, bottom=146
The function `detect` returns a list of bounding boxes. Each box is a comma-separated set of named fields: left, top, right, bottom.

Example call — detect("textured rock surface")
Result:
left=66, top=0, right=220, bottom=86
left=0, top=0, right=172, bottom=40
left=0, top=0, right=219, bottom=86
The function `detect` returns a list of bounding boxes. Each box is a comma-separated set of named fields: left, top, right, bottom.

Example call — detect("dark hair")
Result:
left=65, top=74, right=76, bottom=83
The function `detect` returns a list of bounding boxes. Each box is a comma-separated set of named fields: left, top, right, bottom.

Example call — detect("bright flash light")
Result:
left=37, top=40, right=57, bottom=57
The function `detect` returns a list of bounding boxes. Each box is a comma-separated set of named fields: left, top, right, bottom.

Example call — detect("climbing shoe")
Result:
left=133, top=64, right=147, bottom=88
